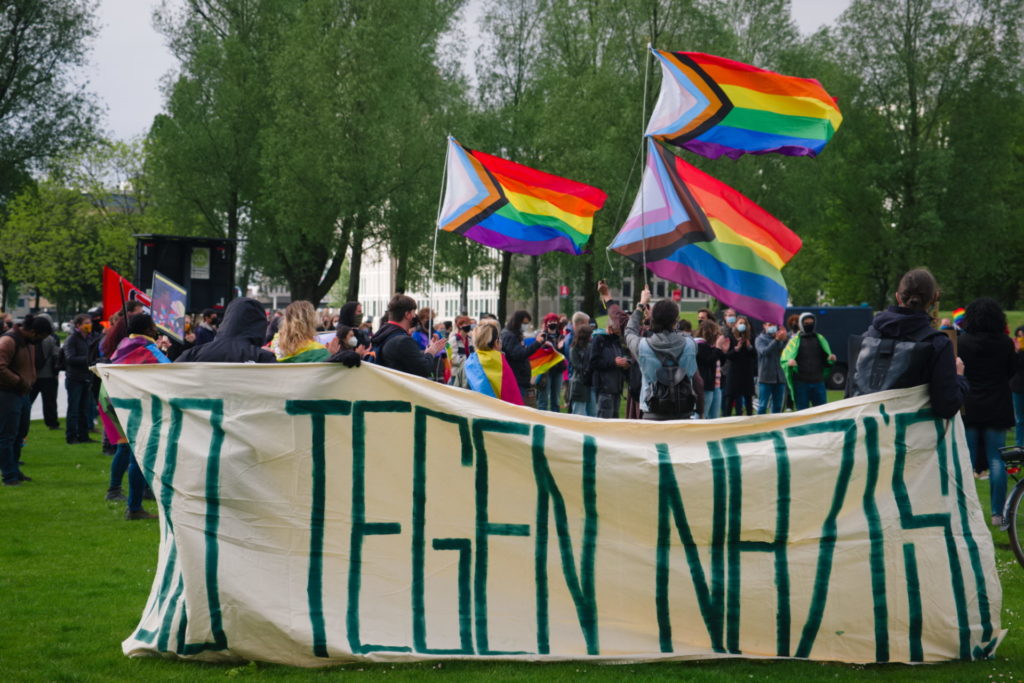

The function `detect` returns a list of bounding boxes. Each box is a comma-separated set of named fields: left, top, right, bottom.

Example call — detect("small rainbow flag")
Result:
left=464, top=349, right=523, bottom=405
left=645, top=49, right=842, bottom=160
left=528, top=345, right=565, bottom=378
left=952, top=307, right=965, bottom=328
left=438, top=137, right=608, bottom=255
left=610, top=139, right=801, bottom=325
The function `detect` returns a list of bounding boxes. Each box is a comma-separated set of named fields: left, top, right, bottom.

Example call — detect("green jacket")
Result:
left=780, top=333, right=834, bottom=396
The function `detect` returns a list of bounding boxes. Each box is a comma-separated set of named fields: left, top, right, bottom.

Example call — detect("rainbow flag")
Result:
left=528, top=345, right=565, bottom=378
left=951, top=307, right=965, bottom=328
left=610, top=139, right=802, bottom=325
left=464, top=349, right=523, bottom=405
left=645, top=49, right=842, bottom=160
left=437, top=137, right=608, bottom=255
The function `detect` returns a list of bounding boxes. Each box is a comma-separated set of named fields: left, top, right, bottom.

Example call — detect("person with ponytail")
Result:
left=851, top=267, right=966, bottom=419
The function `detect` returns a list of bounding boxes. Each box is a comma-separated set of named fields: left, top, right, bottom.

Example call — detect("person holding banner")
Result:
left=175, top=298, right=277, bottom=364
left=266, top=301, right=330, bottom=363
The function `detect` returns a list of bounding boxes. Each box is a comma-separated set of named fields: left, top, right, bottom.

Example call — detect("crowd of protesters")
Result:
left=1, top=266, right=1021, bottom=528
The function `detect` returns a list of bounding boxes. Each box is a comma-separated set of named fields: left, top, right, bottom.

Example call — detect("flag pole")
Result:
left=429, top=136, right=451, bottom=331
left=639, top=43, right=652, bottom=291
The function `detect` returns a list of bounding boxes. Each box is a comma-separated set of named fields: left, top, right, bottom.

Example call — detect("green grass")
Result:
left=1, top=421, right=1021, bottom=681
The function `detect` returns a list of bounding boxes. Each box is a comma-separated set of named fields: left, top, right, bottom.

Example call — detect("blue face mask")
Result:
left=765, top=325, right=778, bottom=335
left=725, top=316, right=736, bottom=325
left=736, top=323, right=747, bottom=333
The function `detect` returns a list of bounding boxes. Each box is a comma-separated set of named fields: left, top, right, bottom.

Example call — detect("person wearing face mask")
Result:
left=781, top=312, right=836, bottom=410
left=370, top=295, right=446, bottom=378
left=755, top=320, right=790, bottom=414
left=447, top=315, right=475, bottom=389
left=62, top=313, right=98, bottom=444
left=338, top=301, right=371, bottom=348
left=194, top=308, right=219, bottom=346
left=535, top=312, right=567, bottom=412
left=588, top=307, right=631, bottom=419
left=722, top=316, right=757, bottom=416
left=325, top=324, right=366, bottom=367
left=500, top=310, right=544, bottom=406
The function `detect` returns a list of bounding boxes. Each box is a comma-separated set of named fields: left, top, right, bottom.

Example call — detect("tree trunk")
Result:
left=632, top=261, right=645, bottom=307
left=497, top=251, right=513, bottom=325
left=530, top=255, right=540, bottom=323
left=582, top=259, right=595, bottom=317
left=346, top=229, right=365, bottom=303
left=0, top=273, right=8, bottom=313
left=459, top=276, right=468, bottom=315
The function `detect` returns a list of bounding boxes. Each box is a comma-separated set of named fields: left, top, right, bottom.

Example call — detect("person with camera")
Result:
left=535, top=313, right=567, bottom=412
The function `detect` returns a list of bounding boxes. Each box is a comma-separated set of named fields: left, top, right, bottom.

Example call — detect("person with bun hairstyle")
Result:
left=853, top=267, right=966, bottom=419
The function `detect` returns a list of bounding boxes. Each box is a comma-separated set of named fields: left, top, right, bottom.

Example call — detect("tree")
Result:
left=0, top=0, right=99, bottom=310
left=0, top=182, right=134, bottom=314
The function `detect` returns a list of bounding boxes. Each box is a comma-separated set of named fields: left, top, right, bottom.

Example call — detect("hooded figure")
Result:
left=339, top=301, right=370, bottom=348
left=175, top=298, right=276, bottom=363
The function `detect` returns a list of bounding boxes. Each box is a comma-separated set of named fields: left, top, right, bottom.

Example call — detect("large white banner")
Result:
left=97, top=363, right=1004, bottom=666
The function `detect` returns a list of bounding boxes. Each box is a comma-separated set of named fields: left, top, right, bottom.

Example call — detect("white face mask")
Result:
left=725, top=316, right=736, bottom=325
left=346, top=336, right=358, bottom=348
left=736, top=323, right=747, bottom=333
left=765, top=325, right=778, bottom=335
left=521, top=323, right=530, bottom=334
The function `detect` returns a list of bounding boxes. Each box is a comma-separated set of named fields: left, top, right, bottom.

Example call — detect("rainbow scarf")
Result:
left=464, top=349, right=523, bottom=405
left=267, top=334, right=329, bottom=363
left=610, top=139, right=801, bottom=325
left=528, top=345, right=565, bottom=378
left=645, top=49, right=842, bottom=160
left=438, top=136, right=607, bottom=255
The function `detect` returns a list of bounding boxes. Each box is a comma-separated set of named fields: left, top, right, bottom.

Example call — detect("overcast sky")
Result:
left=81, top=0, right=851, bottom=142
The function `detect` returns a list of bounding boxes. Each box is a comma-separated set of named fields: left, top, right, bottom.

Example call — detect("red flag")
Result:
left=102, top=266, right=151, bottom=323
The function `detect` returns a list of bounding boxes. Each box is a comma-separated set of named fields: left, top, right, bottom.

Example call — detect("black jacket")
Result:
left=867, top=307, right=967, bottom=419
left=62, top=331, right=94, bottom=382
left=958, top=331, right=1015, bottom=430
left=500, top=328, right=540, bottom=390
left=371, top=322, right=433, bottom=378
left=695, top=340, right=723, bottom=395
left=339, top=302, right=371, bottom=348
left=588, top=333, right=628, bottom=396
left=723, top=338, right=756, bottom=395
left=175, top=298, right=276, bottom=363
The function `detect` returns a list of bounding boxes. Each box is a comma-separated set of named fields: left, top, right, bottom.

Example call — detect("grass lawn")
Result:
left=1, top=419, right=1021, bottom=682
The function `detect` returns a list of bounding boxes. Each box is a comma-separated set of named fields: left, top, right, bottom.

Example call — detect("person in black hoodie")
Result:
left=339, top=301, right=371, bottom=348
left=958, top=297, right=1016, bottom=527
left=851, top=268, right=966, bottom=418
left=370, top=294, right=445, bottom=378
left=589, top=308, right=631, bottom=418
left=175, top=298, right=276, bottom=363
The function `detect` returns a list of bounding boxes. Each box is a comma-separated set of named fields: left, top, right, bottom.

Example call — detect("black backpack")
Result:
left=645, top=344, right=696, bottom=416
left=847, top=324, right=944, bottom=397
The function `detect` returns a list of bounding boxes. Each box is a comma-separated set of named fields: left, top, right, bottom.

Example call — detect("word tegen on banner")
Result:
left=96, top=363, right=1004, bottom=667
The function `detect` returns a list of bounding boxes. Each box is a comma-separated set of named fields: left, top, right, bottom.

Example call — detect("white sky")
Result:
left=80, top=0, right=851, bottom=142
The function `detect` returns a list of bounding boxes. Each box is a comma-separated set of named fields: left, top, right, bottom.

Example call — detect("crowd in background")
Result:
left=1, top=267, right=1023, bottom=528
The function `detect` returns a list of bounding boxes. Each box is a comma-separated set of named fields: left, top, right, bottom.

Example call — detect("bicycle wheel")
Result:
left=1007, top=482, right=1024, bottom=569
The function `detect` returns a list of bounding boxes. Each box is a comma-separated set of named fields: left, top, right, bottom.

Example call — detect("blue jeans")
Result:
left=536, top=370, right=564, bottom=412
left=793, top=381, right=827, bottom=411
left=0, top=392, right=29, bottom=483
left=965, top=427, right=1007, bottom=516
left=703, top=387, right=722, bottom=419
left=65, top=377, right=92, bottom=442
left=757, top=382, right=786, bottom=414
left=1013, top=392, right=1024, bottom=447
left=110, top=443, right=147, bottom=512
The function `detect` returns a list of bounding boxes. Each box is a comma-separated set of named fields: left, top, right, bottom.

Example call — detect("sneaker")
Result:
left=992, top=515, right=1003, bottom=527
left=125, top=508, right=158, bottom=521
left=978, top=471, right=989, bottom=481
left=18, top=474, right=31, bottom=482
left=2, top=478, right=20, bottom=487
left=105, top=487, right=127, bottom=503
